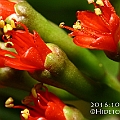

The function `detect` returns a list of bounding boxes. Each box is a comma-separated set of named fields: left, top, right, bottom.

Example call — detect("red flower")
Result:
left=0, top=22, right=52, bottom=72
left=5, top=84, right=66, bottom=120
left=0, top=0, right=16, bottom=20
left=60, top=0, right=120, bottom=52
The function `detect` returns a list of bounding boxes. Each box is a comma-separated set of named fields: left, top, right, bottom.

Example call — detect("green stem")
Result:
left=63, top=105, right=86, bottom=120
left=45, top=85, right=78, bottom=100
left=0, top=68, right=37, bottom=91
left=117, top=63, right=120, bottom=81
left=30, top=43, right=120, bottom=102
left=0, top=67, right=78, bottom=100
left=103, top=72, right=120, bottom=92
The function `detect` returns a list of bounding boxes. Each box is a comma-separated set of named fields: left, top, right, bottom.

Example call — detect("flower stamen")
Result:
left=10, top=19, right=16, bottom=28
left=31, top=83, right=43, bottom=98
left=5, top=97, right=14, bottom=108
left=22, top=96, right=33, bottom=105
left=59, top=22, right=75, bottom=31
left=34, top=83, right=43, bottom=90
left=73, top=20, right=81, bottom=30
left=38, top=99, right=47, bottom=110
left=3, top=24, right=13, bottom=33
left=87, top=0, right=94, bottom=4
left=5, top=41, right=14, bottom=48
left=31, top=87, right=38, bottom=98
left=0, top=20, right=5, bottom=28
left=21, top=109, right=30, bottom=120
left=96, top=0, right=104, bottom=6
left=94, top=8, right=102, bottom=15
left=1, top=20, right=16, bottom=33
left=59, top=22, right=65, bottom=28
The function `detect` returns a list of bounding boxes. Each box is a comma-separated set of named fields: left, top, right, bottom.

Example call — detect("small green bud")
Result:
left=63, top=105, right=85, bottom=120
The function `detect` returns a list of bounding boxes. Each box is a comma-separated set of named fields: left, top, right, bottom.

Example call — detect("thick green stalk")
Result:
left=45, top=85, right=78, bottom=100
left=0, top=68, right=37, bottom=91
left=63, top=106, right=86, bottom=120
left=30, top=43, right=120, bottom=102
left=102, top=72, right=120, bottom=91
left=0, top=67, right=78, bottom=100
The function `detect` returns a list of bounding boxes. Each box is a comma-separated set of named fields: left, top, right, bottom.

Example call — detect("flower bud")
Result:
left=63, top=106, right=84, bottom=120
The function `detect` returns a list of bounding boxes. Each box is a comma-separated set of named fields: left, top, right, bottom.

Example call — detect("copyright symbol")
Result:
left=90, top=109, right=95, bottom=114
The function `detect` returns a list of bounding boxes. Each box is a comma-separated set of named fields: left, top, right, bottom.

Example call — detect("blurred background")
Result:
left=27, top=0, right=120, bottom=25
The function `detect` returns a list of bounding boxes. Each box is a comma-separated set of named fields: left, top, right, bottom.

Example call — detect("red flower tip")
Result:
left=60, top=0, right=120, bottom=52
left=0, top=0, right=16, bottom=20
left=5, top=83, right=66, bottom=120
left=0, top=21, right=52, bottom=72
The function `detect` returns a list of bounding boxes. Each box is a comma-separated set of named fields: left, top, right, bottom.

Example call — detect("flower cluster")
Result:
left=60, top=0, right=120, bottom=52
left=5, top=83, right=66, bottom=120
left=0, top=21, right=52, bottom=72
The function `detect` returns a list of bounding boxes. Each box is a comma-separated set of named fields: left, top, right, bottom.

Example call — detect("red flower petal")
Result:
left=1, top=22, right=52, bottom=72
left=0, top=0, right=15, bottom=19
left=77, top=11, right=109, bottom=33
left=32, top=31, right=52, bottom=62
left=0, top=57, right=5, bottom=67
left=21, top=47, right=44, bottom=70
left=100, top=0, right=120, bottom=32
left=90, top=36, right=116, bottom=51
left=73, top=35, right=116, bottom=52
left=46, top=102, right=66, bottom=120
left=73, top=35, right=96, bottom=48
left=100, top=0, right=114, bottom=21
left=4, top=57, right=37, bottom=71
